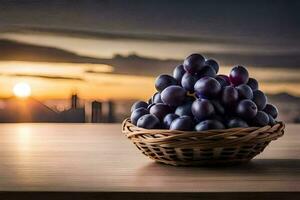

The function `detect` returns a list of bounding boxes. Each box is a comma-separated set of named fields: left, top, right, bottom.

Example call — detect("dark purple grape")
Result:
left=181, top=73, right=198, bottom=92
left=227, top=118, right=249, bottom=128
left=211, top=100, right=225, bottom=115
left=263, top=104, right=278, bottom=119
left=192, top=99, right=215, bottom=120
left=163, top=113, right=179, bottom=129
left=252, top=90, right=267, bottom=110
left=197, top=65, right=216, bottom=78
left=229, top=66, right=249, bottom=86
left=236, top=99, right=258, bottom=119
left=194, top=77, right=221, bottom=99
left=236, top=84, right=253, bottom=99
left=170, top=116, right=194, bottom=131
left=205, top=59, right=219, bottom=73
left=221, top=86, right=239, bottom=107
left=247, top=78, right=258, bottom=91
left=183, top=54, right=205, bottom=74
left=155, top=74, right=178, bottom=92
left=137, top=114, right=160, bottom=129
left=195, top=120, right=225, bottom=131
left=161, top=86, right=186, bottom=106
left=252, top=111, right=269, bottom=127
left=149, top=103, right=171, bottom=120
left=152, top=92, right=163, bottom=103
left=131, top=101, right=148, bottom=112
left=215, top=75, right=231, bottom=88
left=173, top=64, right=185, bottom=82
left=268, top=114, right=276, bottom=126
left=175, top=102, right=193, bottom=116
left=130, top=108, right=149, bottom=125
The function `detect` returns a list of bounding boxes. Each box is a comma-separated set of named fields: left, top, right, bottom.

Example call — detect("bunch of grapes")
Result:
left=130, top=53, right=279, bottom=131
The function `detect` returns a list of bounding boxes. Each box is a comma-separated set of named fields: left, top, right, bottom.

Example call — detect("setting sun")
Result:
left=13, top=82, right=31, bottom=98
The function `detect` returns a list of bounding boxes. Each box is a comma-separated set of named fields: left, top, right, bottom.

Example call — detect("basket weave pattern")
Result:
left=122, top=118, right=285, bottom=166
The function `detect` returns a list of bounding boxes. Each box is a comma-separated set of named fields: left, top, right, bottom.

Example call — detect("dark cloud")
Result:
left=1, top=73, right=84, bottom=81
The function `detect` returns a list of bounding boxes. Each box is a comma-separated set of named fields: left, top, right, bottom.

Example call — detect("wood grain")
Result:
left=0, top=123, right=299, bottom=199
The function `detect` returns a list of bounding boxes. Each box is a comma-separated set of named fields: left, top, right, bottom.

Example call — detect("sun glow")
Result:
left=13, top=82, right=32, bottom=98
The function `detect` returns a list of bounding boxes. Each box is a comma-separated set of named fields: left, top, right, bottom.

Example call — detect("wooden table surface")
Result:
left=0, top=123, right=299, bottom=199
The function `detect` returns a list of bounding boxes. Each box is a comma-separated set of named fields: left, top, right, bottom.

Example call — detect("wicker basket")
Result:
left=122, top=118, right=285, bottom=166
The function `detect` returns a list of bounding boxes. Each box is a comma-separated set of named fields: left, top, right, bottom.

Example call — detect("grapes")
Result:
left=263, top=104, right=278, bottom=119
left=170, top=116, right=194, bottom=131
left=197, top=65, right=216, bottom=78
left=205, top=59, right=219, bottom=73
left=252, top=90, right=267, bottom=110
left=229, top=66, right=249, bottom=86
left=236, top=99, right=258, bottom=119
left=247, top=78, right=258, bottom=91
left=163, top=113, right=179, bottom=129
left=195, top=120, right=225, bottom=131
left=221, top=86, right=239, bottom=107
left=227, top=118, right=249, bottom=128
left=183, top=54, right=205, bottom=74
left=129, top=53, right=280, bottom=130
left=216, top=75, right=230, bottom=88
left=152, top=92, right=163, bottom=103
left=137, top=114, right=160, bottom=129
left=130, top=108, right=149, bottom=125
left=181, top=73, right=198, bottom=92
left=131, top=101, right=148, bottom=112
left=149, top=103, right=171, bottom=120
left=175, top=102, right=193, bottom=116
left=236, top=84, right=253, bottom=99
left=155, top=74, right=178, bottom=92
left=161, top=85, right=186, bottom=106
left=252, top=111, right=269, bottom=127
left=192, top=99, right=215, bottom=120
left=173, top=64, right=185, bottom=82
left=194, top=77, right=221, bottom=99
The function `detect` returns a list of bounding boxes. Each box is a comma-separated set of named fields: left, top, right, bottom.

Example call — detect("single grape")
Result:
left=194, top=77, right=221, bottom=99
left=195, top=120, right=225, bottom=131
left=268, top=114, right=276, bottom=126
left=175, top=102, right=193, bottom=116
left=137, top=114, right=160, bottom=129
left=130, top=107, right=149, bottom=125
left=252, top=90, right=267, bottom=110
left=149, top=103, right=171, bottom=120
left=131, top=101, right=148, bottom=112
left=221, top=86, right=239, bottom=107
left=155, top=74, right=178, bottom=92
left=163, top=113, right=179, bottom=129
left=227, top=118, right=249, bottom=128
left=181, top=73, right=198, bottom=92
left=252, top=111, right=269, bottom=127
left=236, top=99, right=258, bottom=119
left=215, top=75, right=231, bottom=88
left=161, top=85, right=186, bottom=106
left=173, top=64, right=185, bottom=82
left=205, top=59, right=219, bottom=73
left=247, top=78, right=258, bottom=91
left=197, top=65, right=216, bottom=78
left=152, top=92, right=163, bottom=103
left=170, top=116, right=194, bottom=131
left=192, top=99, right=215, bottom=120
left=229, top=66, right=249, bottom=86
left=263, top=104, right=278, bottom=119
left=183, top=53, right=205, bottom=74
left=236, top=84, right=253, bottom=99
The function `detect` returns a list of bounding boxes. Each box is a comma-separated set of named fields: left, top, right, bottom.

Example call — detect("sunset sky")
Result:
left=0, top=0, right=299, bottom=100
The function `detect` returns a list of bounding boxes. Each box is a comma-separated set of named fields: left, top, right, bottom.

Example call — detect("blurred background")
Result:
left=0, top=0, right=299, bottom=123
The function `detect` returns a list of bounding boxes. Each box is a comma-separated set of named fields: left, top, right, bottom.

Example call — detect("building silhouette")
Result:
left=91, top=101, right=102, bottom=123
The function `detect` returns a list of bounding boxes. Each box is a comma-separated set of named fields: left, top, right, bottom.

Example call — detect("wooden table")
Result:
left=0, top=123, right=299, bottom=199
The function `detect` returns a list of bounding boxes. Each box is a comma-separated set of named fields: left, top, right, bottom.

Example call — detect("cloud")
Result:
left=1, top=73, right=84, bottom=81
